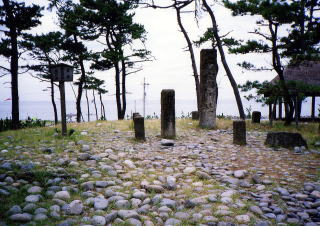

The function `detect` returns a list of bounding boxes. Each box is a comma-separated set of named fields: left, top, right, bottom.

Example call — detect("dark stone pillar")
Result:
left=134, top=116, right=145, bottom=141
left=191, top=111, right=199, bottom=120
left=161, top=89, right=176, bottom=138
left=251, top=111, right=261, bottom=123
left=233, top=120, right=246, bottom=145
left=199, top=49, right=218, bottom=129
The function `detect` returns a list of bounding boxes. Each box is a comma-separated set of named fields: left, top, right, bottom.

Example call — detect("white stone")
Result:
left=54, top=191, right=70, bottom=201
left=256, top=185, right=265, bottom=191
left=67, top=200, right=83, bottom=215
left=132, top=191, right=147, bottom=200
left=235, top=214, right=251, bottom=223
left=183, top=167, right=196, bottom=174
left=92, top=215, right=106, bottom=225
left=221, top=190, right=236, bottom=197
left=25, top=195, right=40, bottom=203
left=81, top=144, right=90, bottom=151
left=27, top=186, right=42, bottom=194
left=123, top=160, right=136, bottom=168
left=234, top=170, right=247, bottom=178
left=311, top=190, right=320, bottom=198
left=166, top=176, right=177, bottom=190
left=94, top=197, right=108, bottom=210
left=160, top=139, right=175, bottom=146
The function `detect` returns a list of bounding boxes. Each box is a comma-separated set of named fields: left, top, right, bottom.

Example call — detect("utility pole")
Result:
left=142, top=77, right=149, bottom=117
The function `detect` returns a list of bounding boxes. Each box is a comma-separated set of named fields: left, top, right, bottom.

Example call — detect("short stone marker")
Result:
left=233, top=120, right=246, bottom=145
left=161, top=89, right=176, bottom=139
left=133, top=116, right=145, bottom=141
left=265, top=132, right=307, bottom=148
left=132, top=112, right=141, bottom=119
left=199, top=49, right=218, bottom=129
left=191, top=111, right=199, bottom=120
left=252, top=111, right=261, bottom=123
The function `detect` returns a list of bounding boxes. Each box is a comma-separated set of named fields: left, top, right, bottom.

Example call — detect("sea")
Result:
left=0, top=98, right=318, bottom=121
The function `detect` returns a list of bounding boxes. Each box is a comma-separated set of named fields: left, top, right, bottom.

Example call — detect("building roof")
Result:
left=49, top=63, right=73, bottom=69
left=271, top=61, right=320, bottom=86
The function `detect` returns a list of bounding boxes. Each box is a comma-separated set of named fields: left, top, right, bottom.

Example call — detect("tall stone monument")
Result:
left=161, top=89, right=176, bottom=138
left=199, top=49, right=218, bottom=129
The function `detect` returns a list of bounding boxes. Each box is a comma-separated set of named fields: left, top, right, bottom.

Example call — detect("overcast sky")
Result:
left=0, top=0, right=287, bottom=117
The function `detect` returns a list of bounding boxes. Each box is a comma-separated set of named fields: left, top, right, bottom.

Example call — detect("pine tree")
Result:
left=142, top=0, right=246, bottom=119
left=24, top=32, right=65, bottom=125
left=80, top=0, right=151, bottom=120
left=55, top=0, right=94, bottom=123
left=223, top=0, right=320, bottom=125
left=0, top=0, right=42, bottom=129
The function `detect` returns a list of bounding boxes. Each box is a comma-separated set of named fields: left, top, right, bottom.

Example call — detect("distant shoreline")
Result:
left=1, top=99, right=317, bottom=121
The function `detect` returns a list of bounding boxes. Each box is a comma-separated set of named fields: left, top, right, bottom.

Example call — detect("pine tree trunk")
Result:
left=74, top=35, right=86, bottom=123
left=92, top=90, right=98, bottom=121
left=50, top=80, right=58, bottom=125
left=100, top=93, right=103, bottom=119
left=120, top=60, right=127, bottom=120
left=202, top=0, right=245, bottom=119
left=103, top=102, right=106, bottom=120
left=4, top=0, right=20, bottom=129
left=11, top=44, right=19, bottom=129
left=298, top=98, right=302, bottom=119
left=175, top=5, right=200, bottom=111
left=115, top=63, right=123, bottom=120
left=267, top=21, right=294, bottom=126
left=99, top=93, right=106, bottom=120
left=269, top=99, right=277, bottom=127
left=85, top=88, right=90, bottom=122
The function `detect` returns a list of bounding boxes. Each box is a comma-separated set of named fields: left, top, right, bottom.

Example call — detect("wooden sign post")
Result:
left=50, top=63, right=74, bottom=136
left=59, top=81, right=67, bottom=136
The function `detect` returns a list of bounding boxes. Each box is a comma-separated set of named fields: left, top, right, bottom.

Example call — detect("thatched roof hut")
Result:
left=271, top=61, right=320, bottom=86
left=267, top=61, right=320, bottom=121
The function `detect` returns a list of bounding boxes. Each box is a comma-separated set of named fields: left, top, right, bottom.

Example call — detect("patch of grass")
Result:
left=0, top=185, right=29, bottom=225
left=30, top=169, right=52, bottom=187
left=105, top=200, right=117, bottom=212
left=112, top=222, right=134, bottom=226
left=272, top=194, right=288, bottom=212
left=128, top=121, right=134, bottom=131
left=231, top=193, right=241, bottom=203
left=0, top=125, right=92, bottom=161
left=287, top=223, right=301, bottom=226
left=180, top=220, right=197, bottom=226
left=229, top=203, right=249, bottom=216
left=177, top=119, right=199, bottom=130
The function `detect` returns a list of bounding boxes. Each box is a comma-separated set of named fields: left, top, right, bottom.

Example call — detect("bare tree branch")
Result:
left=249, top=31, right=271, bottom=41
left=126, top=68, right=143, bottom=76
left=0, top=65, right=10, bottom=72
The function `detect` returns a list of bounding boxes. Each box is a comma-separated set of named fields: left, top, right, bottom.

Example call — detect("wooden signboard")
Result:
left=50, top=63, right=73, bottom=82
